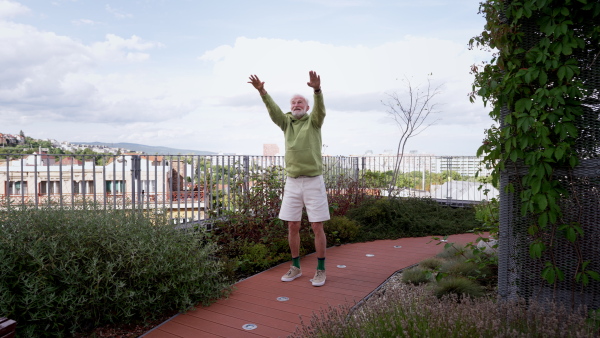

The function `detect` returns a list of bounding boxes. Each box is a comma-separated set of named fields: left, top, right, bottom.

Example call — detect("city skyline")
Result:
left=1, top=0, right=494, bottom=156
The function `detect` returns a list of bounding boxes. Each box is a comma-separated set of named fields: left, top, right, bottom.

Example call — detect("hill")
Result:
left=75, top=142, right=217, bottom=155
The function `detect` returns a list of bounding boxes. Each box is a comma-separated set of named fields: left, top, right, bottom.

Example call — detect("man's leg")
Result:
left=311, top=222, right=326, bottom=259
left=311, top=222, right=327, bottom=286
left=288, top=221, right=302, bottom=259
left=281, top=221, right=302, bottom=282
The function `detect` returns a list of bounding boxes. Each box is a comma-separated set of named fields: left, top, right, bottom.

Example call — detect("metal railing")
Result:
left=0, top=153, right=497, bottom=225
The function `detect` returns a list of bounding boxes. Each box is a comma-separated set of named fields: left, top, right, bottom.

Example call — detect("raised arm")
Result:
left=307, top=70, right=321, bottom=94
left=248, top=74, right=267, bottom=96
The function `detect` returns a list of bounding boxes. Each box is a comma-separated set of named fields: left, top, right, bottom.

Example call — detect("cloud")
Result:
left=0, top=18, right=182, bottom=125
left=72, top=18, right=99, bottom=26
left=0, top=0, right=29, bottom=18
left=105, top=4, right=132, bottom=19
left=1, top=9, right=492, bottom=156
left=88, top=34, right=162, bottom=62
left=294, top=0, right=371, bottom=7
left=199, top=36, right=490, bottom=126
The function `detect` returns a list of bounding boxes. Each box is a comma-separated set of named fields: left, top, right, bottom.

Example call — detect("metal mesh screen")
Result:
left=498, top=11, right=600, bottom=308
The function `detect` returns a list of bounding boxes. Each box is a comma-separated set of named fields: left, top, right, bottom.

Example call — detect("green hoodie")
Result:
left=262, top=93, right=325, bottom=178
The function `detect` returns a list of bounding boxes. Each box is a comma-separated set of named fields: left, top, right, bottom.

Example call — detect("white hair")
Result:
left=290, top=94, right=310, bottom=107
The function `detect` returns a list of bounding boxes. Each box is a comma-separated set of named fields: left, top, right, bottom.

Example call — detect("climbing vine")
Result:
left=470, top=0, right=600, bottom=286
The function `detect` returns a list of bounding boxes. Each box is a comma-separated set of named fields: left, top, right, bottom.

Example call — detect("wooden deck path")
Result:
left=142, top=233, right=481, bottom=338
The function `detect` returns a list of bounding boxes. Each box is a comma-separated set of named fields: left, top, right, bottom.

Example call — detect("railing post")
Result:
left=243, top=155, right=250, bottom=198
left=131, top=155, right=141, bottom=210
left=353, top=157, right=359, bottom=182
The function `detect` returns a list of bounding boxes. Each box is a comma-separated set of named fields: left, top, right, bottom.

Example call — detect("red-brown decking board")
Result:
left=142, top=233, right=481, bottom=338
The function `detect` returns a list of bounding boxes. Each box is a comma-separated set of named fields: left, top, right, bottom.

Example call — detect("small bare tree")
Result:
left=382, top=75, right=442, bottom=196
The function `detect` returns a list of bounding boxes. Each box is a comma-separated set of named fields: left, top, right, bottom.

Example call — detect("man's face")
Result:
left=290, top=95, right=309, bottom=118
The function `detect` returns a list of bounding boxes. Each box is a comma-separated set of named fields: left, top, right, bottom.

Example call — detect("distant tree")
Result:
left=382, top=75, right=442, bottom=195
left=19, top=130, right=25, bottom=138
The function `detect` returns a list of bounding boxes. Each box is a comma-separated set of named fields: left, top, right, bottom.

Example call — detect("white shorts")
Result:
left=279, top=175, right=330, bottom=222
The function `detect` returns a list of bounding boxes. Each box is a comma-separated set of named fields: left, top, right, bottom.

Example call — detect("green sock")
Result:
left=292, top=256, right=300, bottom=268
left=317, top=257, right=325, bottom=270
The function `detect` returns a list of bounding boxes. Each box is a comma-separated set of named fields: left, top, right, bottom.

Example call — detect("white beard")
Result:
left=292, top=110, right=307, bottom=119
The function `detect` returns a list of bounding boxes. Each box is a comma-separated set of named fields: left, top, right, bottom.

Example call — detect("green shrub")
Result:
left=347, top=197, right=481, bottom=241
left=419, top=257, right=443, bottom=270
left=236, top=241, right=289, bottom=275
left=324, top=216, right=360, bottom=246
left=474, top=198, right=499, bottom=231
left=401, top=267, right=431, bottom=285
left=436, top=241, right=498, bottom=286
left=439, top=260, right=491, bottom=281
left=436, top=243, right=467, bottom=259
left=434, top=276, right=485, bottom=299
left=0, top=205, right=231, bottom=337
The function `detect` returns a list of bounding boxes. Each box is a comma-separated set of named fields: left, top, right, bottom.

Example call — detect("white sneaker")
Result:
left=311, top=270, right=326, bottom=287
left=281, top=266, right=302, bottom=282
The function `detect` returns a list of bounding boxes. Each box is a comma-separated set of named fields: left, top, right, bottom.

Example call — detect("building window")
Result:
left=40, top=181, right=61, bottom=195
left=7, top=181, right=27, bottom=195
left=79, top=181, right=95, bottom=194
left=141, top=180, right=157, bottom=193
left=106, top=180, right=124, bottom=194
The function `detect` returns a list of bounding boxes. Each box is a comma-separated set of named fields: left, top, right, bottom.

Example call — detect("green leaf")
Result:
left=536, top=194, right=548, bottom=210
left=538, top=212, right=548, bottom=228
left=557, top=268, right=565, bottom=281
left=515, top=7, right=524, bottom=19
left=542, top=265, right=555, bottom=284
left=528, top=224, right=539, bottom=235
left=570, top=156, right=578, bottom=167
left=539, top=71, right=548, bottom=85
left=565, top=227, right=576, bottom=242
left=557, top=65, right=566, bottom=81
left=554, top=146, right=565, bottom=161
left=531, top=178, right=542, bottom=195
left=553, top=42, right=563, bottom=55
left=587, top=270, right=600, bottom=281
left=530, top=242, right=545, bottom=258
left=515, top=98, right=532, bottom=112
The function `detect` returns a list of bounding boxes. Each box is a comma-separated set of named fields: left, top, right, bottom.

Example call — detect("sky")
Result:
left=0, top=0, right=494, bottom=156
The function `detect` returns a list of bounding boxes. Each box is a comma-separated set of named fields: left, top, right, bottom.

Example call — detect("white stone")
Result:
left=477, top=238, right=498, bottom=253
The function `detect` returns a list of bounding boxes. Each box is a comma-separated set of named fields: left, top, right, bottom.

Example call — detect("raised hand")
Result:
left=248, top=74, right=267, bottom=95
left=306, top=71, right=321, bottom=91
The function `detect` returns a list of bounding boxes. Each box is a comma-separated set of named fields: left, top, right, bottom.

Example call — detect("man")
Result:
left=248, top=70, right=330, bottom=287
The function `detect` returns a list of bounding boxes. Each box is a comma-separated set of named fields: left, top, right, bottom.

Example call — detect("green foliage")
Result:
left=0, top=205, right=231, bottom=336
left=361, top=169, right=472, bottom=191
left=435, top=239, right=499, bottom=287
left=236, top=241, right=289, bottom=275
left=401, top=266, right=431, bottom=285
left=436, top=243, right=468, bottom=259
left=474, top=197, right=499, bottom=232
left=433, top=276, right=485, bottom=299
left=419, top=257, right=443, bottom=270
left=439, top=260, right=491, bottom=282
left=471, top=0, right=600, bottom=286
left=324, top=216, right=360, bottom=246
left=348, top=197, right=481, bottom=241
left=325, top=174, right=371, bottom=217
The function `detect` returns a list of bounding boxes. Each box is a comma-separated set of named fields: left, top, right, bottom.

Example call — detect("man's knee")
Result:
left=288, top=221, right=301, bottom=232
left=311, top=222, right=324, bottom=233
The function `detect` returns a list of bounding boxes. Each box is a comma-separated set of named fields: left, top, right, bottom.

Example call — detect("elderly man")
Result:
left=248, top=70, right=330, bottom=287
